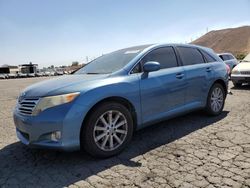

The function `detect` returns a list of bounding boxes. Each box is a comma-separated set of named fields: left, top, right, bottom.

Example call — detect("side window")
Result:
left=141, top=47, right=178, bottom=69
left=219, top=55, right=224, bottom=60
left=177, top=47, right=205, bottom=66
left=201, top=50, right=217, bottom=63
left=222, top=55, right=229, bottom=60
left=227, top=55, right=234, bottom=60
left=131, top=63, right=141, bottom=74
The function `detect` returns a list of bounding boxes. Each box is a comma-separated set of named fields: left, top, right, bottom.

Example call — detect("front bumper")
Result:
left=231, top=74, right=250, bottom=83
left=13, top=102, right=87, bottom=151
left=14, top=112, right=64, bottom=150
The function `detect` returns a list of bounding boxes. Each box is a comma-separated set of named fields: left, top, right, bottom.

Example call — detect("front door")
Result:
left=139, top=46, right=186, bottom=124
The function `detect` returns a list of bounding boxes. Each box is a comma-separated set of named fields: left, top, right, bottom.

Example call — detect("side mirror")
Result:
left=143, top=61, right=160, bottom=72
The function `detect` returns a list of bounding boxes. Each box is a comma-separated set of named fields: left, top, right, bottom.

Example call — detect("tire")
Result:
left=81, top=102, right=134, bottom=158
left=205, top=83, right=226, bottom=116
left=233, top=82, right=242, bottom=87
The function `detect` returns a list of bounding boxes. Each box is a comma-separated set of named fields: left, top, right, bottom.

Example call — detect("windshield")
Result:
left=75, top=45, right=151, bottom=74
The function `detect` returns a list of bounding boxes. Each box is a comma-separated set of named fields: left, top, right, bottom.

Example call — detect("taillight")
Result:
left=226, top=64, right=231, bottom=75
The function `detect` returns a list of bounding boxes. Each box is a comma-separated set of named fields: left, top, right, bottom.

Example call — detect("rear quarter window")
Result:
left=201, top=50, right=217, bottom=62
left=177, top=47, right=205, bottom=66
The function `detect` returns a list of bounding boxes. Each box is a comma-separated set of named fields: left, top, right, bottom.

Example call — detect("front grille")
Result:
left=240, top=71, right=250, bottom=75
left=18, top=98, right=39, bottom=115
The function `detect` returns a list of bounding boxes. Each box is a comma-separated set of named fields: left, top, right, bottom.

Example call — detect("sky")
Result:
left=0, top=0, right=250, bottom=68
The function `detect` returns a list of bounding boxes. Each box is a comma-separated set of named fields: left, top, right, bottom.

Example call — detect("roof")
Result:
left=217, top=53, right=234, bottom=56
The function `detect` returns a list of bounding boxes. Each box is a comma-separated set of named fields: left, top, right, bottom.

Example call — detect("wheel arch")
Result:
left=80, top=96, right=138, bottom=145
left=213, top=79, right=227, bottom=96
left=205, top=78, right=228, bottom=106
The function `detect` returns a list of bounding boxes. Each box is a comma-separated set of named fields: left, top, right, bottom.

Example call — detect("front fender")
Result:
left=73, top=74, right=141, bottom=128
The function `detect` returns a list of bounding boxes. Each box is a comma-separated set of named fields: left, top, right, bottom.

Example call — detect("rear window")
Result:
left=177, top=47, right=205, bottom=66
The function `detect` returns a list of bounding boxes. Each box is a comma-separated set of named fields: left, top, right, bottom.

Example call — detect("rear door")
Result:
left=176, top=46, right=214, bottom=106
left=138, top=46, right=187, bottom=124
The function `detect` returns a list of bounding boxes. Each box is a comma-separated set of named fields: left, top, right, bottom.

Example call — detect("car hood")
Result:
left=234, top=62, right=250, bottom=71
left=22, top=74, right=109, bottom=97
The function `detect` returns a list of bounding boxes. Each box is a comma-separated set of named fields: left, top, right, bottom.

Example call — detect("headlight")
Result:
left=232, top=69, right=240, bottom=75
left=32, top=92, right=80, bottom=115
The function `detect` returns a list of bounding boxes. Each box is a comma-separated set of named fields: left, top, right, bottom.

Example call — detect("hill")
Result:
left=192, top=26, right=250, bottom=59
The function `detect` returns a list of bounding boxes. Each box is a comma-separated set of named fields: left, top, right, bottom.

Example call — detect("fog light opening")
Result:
left=51, top=131, right=61, bottom=141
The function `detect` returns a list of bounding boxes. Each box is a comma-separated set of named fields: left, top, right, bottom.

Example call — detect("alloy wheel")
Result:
left=93, top=110, right=128, bottom=151
left=210, top=87, right=224, bottom=112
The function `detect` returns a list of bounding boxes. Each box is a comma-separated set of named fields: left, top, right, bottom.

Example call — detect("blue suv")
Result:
left=13, top=44, right=228, bottom=157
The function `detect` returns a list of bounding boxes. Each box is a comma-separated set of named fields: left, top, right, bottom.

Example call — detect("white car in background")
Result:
left=17, top=73, right=27, bottom=78
left=231, top=53, right=250, bottom=87
left=0, top=74, right=7, bottom=79
left=7, top=73, right=17, bottom=79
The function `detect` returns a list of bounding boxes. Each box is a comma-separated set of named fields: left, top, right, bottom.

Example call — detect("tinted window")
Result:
left=223, top=55, right=229, bottom=60
left=201, top=51, right=217, bottom=62
left=219, top=55, right=224, bottom=60
left=177, top=47, right=205, bottom=65
left=141, top=47, right=178, bottom=69
left=227, top=54, right=234, bottom=60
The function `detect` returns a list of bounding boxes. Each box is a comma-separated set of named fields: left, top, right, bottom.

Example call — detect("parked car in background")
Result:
left=35, top=72, right=43, bottom=77
left=54, top=71, right=64, bottom=76
left=49, top=71, right=55, bottom=76
left=14, top=44, right=228, bottom=158
left=0, top=74, right=7, bottom=79
left=27, top=73, right=36, bottom=77
left=231, top=53, right=250, bottom=87
left=218, top=53, right=238, bottom=73
left=43, top=71, right=50, bottom=76
left=8, top=73, right=17, bottom=79
left=17, top=73, right=27, bottom=78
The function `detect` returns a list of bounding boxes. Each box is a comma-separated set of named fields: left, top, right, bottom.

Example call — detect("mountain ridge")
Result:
left=192, top=26, right=250, bottom=58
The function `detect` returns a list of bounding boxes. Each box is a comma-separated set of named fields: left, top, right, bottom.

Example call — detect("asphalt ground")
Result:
left=0, top=77, right=250, bottom=188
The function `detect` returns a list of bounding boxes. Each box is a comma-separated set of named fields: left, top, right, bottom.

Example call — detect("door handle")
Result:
left=176, top=73, right=184, bottom=79
left=206, top=67, right=212, bottom=72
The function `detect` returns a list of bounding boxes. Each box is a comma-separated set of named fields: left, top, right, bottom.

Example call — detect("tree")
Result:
left=236, top=53, right=246, bottom=60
